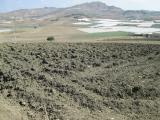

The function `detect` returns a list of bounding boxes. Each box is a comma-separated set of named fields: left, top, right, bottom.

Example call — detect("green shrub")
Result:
left=47, top=36, right=55, bottom=41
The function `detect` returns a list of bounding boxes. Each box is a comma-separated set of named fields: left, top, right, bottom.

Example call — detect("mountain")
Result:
left=1, top=2, right=160, bottom=20
left=0, top=7, right=60, bottom=20
left=54, top=2, right=124, bottom=19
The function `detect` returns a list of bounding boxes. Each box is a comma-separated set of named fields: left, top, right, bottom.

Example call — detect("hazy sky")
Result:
left=0, top=0, right=160, bottom=12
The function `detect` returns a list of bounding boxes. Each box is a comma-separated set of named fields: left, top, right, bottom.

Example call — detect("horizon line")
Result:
left=0, top=1, right=160, bottom=13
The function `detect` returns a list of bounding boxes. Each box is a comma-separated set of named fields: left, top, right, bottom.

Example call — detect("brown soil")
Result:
left=0, top=43, right=160, bottom=120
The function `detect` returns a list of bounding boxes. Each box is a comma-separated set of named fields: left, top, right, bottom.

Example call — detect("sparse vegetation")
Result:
left=46, top=36, right=55, bottom=41
left=0, top=43, right=159, bottom=120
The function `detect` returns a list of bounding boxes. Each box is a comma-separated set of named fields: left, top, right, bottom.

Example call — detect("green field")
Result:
left=77, top=31, right=130, bottom=39
left=89, top=31, right=129, bottom=37
left=152, top=24, right=160, bottom=28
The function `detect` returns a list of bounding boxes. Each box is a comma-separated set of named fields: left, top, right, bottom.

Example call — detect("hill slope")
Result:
left=52, top=2, right=124, bottom=19
left=1, top=1, right=160, bottom=20
left=0, top=43, right=160, bottom=120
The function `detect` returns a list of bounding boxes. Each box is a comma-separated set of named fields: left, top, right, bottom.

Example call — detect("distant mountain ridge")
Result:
left=1, top=1, right=160, bottom=20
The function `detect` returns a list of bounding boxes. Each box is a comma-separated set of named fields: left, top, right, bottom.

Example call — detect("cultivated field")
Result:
left=1, top=19, right=160, bottom=45
left=0, top=43, right=160, bottom=120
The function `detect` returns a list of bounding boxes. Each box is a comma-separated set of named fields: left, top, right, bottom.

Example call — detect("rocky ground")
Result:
left=0, top=43, right=160, bottom=120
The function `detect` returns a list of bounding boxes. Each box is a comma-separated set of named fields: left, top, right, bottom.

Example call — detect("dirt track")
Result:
left=0, top=43, right=160, bottom=120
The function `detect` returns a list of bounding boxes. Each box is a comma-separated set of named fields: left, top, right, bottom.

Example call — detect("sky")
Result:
left=0, top=0, right=160, bottom=13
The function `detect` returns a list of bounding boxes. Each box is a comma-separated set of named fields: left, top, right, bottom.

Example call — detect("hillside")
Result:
left=52, top=2, right=124, bottom=19
left=123, top=10, right=160, bottom=20
left=1, top=1, right=160, bottom=20
left=0, top=7, right=60, bottom=20
left=0, top=43, right=160, bottom=120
